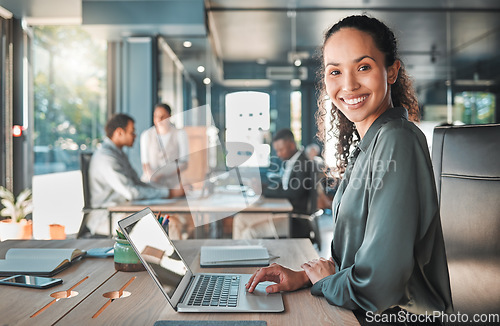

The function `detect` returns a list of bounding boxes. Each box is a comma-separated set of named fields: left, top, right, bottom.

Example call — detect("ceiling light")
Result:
left=23, top=16, right=82, bottom=25
left=290, top=79, right=301, bottom=87
left=0, top=6, right=13, bottom=19
left=183, top=41, right=192, bottom=48
left=294, top=59, right=302, bottom=67
left=454, top=79, right=495, bottom=87
left=197, top=65, right=205, bottom=73
left=203, top=78, right=211, bottom=85
left=257, top=58, right=267, bottom=65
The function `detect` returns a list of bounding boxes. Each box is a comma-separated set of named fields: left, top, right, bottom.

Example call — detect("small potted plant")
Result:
left=0, top=186, right=33, bottom=240
left=113, top=229, right=145, bottom=272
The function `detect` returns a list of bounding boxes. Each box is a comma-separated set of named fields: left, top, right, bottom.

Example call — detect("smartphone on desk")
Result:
left=0, top=275, right=63, bottom=289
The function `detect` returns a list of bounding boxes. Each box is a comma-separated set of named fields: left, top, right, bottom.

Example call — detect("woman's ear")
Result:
left=387, top=60, right=401, bottom=85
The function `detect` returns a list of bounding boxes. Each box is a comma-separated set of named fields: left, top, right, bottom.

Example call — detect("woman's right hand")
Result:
left=245, top=263, right=311, bottom=293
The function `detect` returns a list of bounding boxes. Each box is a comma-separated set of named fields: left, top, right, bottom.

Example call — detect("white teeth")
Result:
left=343, top=96, right=367, bottom=105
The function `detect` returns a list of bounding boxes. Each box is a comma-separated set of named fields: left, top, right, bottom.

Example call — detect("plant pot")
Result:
left=113, top=238, right=145, bottom=272
left=20, top=220, right=32, bottom=239
left=49, top=224, right=66, bottom=240
left=0, top=219, right=32, bottom=241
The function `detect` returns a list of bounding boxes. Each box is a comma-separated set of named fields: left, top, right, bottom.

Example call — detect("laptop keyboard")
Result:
left=187, top=275, right=240, bottom=307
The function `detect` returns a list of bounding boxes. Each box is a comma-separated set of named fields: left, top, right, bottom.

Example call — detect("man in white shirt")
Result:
left=87, top=113, right=184, bottom=235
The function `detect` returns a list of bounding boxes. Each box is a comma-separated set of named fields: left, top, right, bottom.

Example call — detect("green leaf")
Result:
left=16, top=189, right=32, bottom=205
left=21, top=202, right=34, bottom=216
left=0, top=186, right=14, bottom=202
left=1, top=199, right=15, bottom=215
left=116, top=229, right=126, bottom=239
left=15, top=212, right=24, bottom=223
left=0, top=207, right=12, bottom=217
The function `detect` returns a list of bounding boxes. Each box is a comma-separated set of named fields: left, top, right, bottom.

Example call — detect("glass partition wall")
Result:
left=32, top=26, right=107, bottom=175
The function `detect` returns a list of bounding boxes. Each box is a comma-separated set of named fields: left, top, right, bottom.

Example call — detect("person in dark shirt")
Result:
left=262, top=129, right=314, bottom=214
left=232, top=128, right=316, bottom=239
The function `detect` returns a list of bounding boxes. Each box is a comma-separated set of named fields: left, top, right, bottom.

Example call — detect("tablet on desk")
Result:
left=200, top=245, right=270, bottom=268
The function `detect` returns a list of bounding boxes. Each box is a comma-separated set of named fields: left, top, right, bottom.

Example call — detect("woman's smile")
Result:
left=341, top=95, right=369, bottom=106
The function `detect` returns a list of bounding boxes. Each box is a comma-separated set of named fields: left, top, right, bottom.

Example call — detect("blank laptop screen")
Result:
left=122, top=212, right=188, bottom=297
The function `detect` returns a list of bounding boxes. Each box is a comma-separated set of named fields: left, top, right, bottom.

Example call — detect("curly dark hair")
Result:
left=315, top=15, right=419, bottom=175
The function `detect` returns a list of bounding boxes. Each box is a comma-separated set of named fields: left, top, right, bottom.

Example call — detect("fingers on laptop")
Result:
left=246, top=263, right=284, bottom=293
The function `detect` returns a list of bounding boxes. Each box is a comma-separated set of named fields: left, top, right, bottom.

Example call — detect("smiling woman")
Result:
left=33, top=26, right=107, bottom=175
left=316, top=17, right=420, bottom=175
left=247, top=15, right=453, bottom=325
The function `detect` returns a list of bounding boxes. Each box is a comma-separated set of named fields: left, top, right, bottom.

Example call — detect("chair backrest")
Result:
left=289, top=209, right=323, bottom=251
left=288, top=158, right=323, bottom=249
left=431, top=124, right=500, bottom=258
left=306, top=166, right=320, bottom=215
left=304, top=157, right=328, bottom=215
left=80, top=152, right=94, bottom=210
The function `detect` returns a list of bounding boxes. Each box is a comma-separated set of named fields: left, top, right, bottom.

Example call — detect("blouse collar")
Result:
left=358, top=107, right=409, bottom=153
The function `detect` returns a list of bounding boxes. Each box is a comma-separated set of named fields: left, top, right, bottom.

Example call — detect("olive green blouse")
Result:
left=311, top=107, right=453, bottom=314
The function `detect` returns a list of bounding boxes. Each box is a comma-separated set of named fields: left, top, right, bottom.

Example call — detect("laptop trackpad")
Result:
left=241, top=281, right=284, bottom=312
left=248, top=281, right=273, bottom=295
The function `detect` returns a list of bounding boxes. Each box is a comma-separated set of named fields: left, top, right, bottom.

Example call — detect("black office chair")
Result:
left=288, top=166, right=324, bottom=251
left=289, top=209, right=323, bottom=252
left=432, top=123, right=500, bottom=316
left=77, top=151, right=101, bottom=238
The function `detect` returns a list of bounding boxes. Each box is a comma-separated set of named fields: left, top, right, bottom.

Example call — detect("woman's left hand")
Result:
left=301, top=257, right=336, bottom=284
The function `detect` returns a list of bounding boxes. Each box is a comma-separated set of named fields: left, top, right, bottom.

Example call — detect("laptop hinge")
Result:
left=179, top=275, right=195, bottom=304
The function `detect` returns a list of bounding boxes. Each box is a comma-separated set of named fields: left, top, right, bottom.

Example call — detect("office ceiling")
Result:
left=134, top=0, right=500, bottom=95
left=2, top=0, right=500, bottom=97
left=203, top=0, right=500, bottom=93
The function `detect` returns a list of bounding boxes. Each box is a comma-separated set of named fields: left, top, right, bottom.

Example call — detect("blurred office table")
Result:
left=0, top=239, right=359, bottom=326
left=108, top=193, right=293, bottom=237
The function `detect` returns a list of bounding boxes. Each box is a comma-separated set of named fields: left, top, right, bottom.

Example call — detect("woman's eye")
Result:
left=329, top=70, right=340, bottom=76
left=359, top=65, right=371, bottom=71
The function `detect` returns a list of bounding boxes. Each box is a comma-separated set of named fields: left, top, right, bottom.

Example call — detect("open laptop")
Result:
left=118, top=208, right=284, bottom=312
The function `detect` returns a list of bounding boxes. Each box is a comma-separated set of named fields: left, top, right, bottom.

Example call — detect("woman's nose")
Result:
left=342, top=72, right=360, bottom=92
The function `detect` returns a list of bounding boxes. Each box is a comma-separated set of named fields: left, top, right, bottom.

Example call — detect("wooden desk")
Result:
left=0, top=239, right=359, bottom=326
left=109, top=194, right=293, bottom=237
left=0, top=239, right=114, bottom=326
left=109, top=194, right=292, bottom=214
